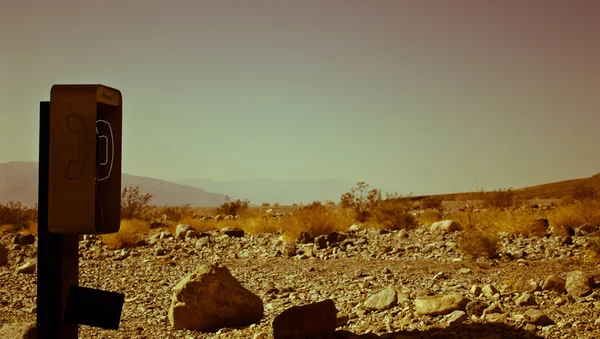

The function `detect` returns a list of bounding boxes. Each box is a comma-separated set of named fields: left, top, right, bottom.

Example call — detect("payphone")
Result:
left=48, top=84, right=122, bottom=234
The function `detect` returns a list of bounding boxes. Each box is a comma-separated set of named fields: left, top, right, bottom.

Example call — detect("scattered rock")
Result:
left=17, top=260, right=36, bottom=274
left=221, top=227, right=245, bottom=238
left=363, top=285, right=399, bottom=310
left=566, top=271, right=593, bottom=298
left=168, top=263, right=263, bottom=331
left=272, top=299, right=337, bottom=339
left=542, top=275, right=566, bottom=294
left=175, top=224, right=193, bottom=240
left=13, top=234, right=35, bottom=246
left=443, top=310, right=467, bottom=326
left=465, top=299, right=489, bottom=318
left=523, top=309, right=554, bottom=326
left=515, top=292, right=537, bottom=307
left=414, top=293, right=469, bottom=316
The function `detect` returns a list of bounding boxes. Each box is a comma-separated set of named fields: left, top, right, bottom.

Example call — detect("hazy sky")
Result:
left=1, top=0, right=599, bottom=195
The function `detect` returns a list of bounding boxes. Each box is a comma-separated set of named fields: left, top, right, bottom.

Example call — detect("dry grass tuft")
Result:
left=279, top=202, right=353, bottom=241
left=101, top=219, right=150, bottom=249
left=370, top=199, right=416, bottom=230
left=457, top=229, right=500, bottom=259
left=243, top=217, right=281, bottom=234
left=418, top=209, right=443, bottom=226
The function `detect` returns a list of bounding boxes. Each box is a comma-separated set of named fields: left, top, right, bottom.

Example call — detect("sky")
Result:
left=1, top=0, right=599, bottom=195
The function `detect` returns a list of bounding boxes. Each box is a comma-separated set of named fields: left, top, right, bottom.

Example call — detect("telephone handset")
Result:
left=95, top=119, right=114, bottom=182
left=65, top=115, right=88, bottom=180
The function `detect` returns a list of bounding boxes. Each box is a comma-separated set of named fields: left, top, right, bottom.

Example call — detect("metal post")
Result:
left=37, top=101, right=79, bottom=339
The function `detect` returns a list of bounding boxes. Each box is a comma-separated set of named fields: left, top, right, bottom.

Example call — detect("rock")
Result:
left=515, top=292, right=537, bottom=307
left=314, top=235, right=328, bottom=250
left=327, top=232, right=346, bottom=245
left=185, top=230, right=201, bottom=239
left=577, top=224, right=599, bottom=236
left=414, top=293, right=469, bottom=316
left=13, top=233, right=35, bottom=245
left=566, top=271, right=593, bottom=297
left=364, top=285, right=398, bottom=310
left=523, top=309, right=554, bottom=326
left=348, top=225, right=362, bottom=232
left=0, top=322, right=36, bottom=338
left=0, top=243, right=8, bottom=266
left=283, top=242, right=297, bottom=257
left=17, top=260, right=36, bottom=274
left=272, top=299, right=337, bottom=339
left=443, top=310, right=467, bottom=325
left=542, top=275, right=566, bottom=294
left=481, top=284, right=499, bottom=298
left=168, top=263, right=263, bottom=331
left=484, top=313, right=507, bottom=323
left=296, top=232, right=313, bottom=244
left=175, top=224, right=193, bottom=240
left=465, top=299, right=489, bottom=318
left=221, top=227, right=245, bottom=238
left=470, top=285, right=482, bottom=297
left=430, top=220, right=462, bottom=233
left=195, top=237, right=210, bottom=249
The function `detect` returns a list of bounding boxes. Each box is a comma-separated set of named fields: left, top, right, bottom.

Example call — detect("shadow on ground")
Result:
left=334, top=322, right=544, bottom=339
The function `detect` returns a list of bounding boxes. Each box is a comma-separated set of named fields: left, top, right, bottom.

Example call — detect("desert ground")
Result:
left=2, top=192, right=600, bottom=339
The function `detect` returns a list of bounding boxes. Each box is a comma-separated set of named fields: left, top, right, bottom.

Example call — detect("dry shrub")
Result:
left=279, top=202, right=352, bottom=241
left=121, top=186, right=152, bottom=220
left=261, top=202, right=271, bottom=207
left=547, top=205, right=586, bottom=231
left=573, top=199, right=600, bottom=225
left=484, top=188, right=515, bottom=210
left=215, top=197, right=250, bottom=216
left=489, top=208, right=546, bottom=237
left=325, top=200, right=336, bottom=205
left=418, top=209, right=443, bottom=226
left=556, top=195, right=574, bottom=207
left=101, top=219, right=150, bottom=249
left=0, top=201, right=37, bottom=229
left=457, top=229, right=500, bottom=259
left=421, top=196, right=443, bottom=210
left=273, top=202, right=280, bottom=207
left=370, top=199, right=416, bottom=230
left=585, top=236, right=600, bottom=263
left=0, top=224, right=13, bottom=233
left=159, top=204, right=195, bottom=222
left=175, top=217, right=217, bottom=233
left=243, top=217, right=281, bottom=234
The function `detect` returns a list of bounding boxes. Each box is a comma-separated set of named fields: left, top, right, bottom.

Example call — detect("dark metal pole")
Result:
left=37, top=101, right=79, bottom=339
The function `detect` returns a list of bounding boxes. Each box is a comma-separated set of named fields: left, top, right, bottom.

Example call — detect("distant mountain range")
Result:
left=0, top=162, right=356, bottom=207
left=176, top=178, right=356, bottom=205
left=0, top=162, right=228, bottom=207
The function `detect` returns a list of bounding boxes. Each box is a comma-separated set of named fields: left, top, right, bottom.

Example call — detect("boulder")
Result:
left=168, top=263, right=263, bottom=331
left=175, top=224, right=193, bottom=240
left=221, top=227, right=245, bottom=238
left=523, top=309, right=554, bottom=326
left=272, top=299, right=337, bottom=339
left=430, top=220, right=462, bottom=233
left=566, top=271, right=594, bottom=298
left=542, top=275, right=566, bottom=294
left=0, top=322, right=36, bottom=339
left=364, top=285, right=399, bottom=310
left=414, top=293, right=469, bottom=316
left=13, top=233, right=35, bottom=245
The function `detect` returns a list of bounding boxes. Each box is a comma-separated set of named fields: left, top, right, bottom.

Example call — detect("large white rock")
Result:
left=430, top=220, right=462, bottom=233
left=168, top=263, right=264, bottom=331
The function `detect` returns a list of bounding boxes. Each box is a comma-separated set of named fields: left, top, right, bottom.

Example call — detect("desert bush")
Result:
left=101, top=219, right=150, bottom=249
left=273, top=202, right=280, bottom=207
left=573, top=198, right=600, bottom=225
left=325, top=200, right=336, bottom=205
left=557, top=195, right=574, bottom=206
left=243, top=217, right=281, bottom=234
left=547, top=205, right=585, bottom=231
left=215, top=196, right=249, bottom=216
left=159, top=204, right=195, bottom=221
left=418, top=209, right=443, bottom=225
left=0, top=201, right=37, bottom=230
left=572, top=183, right=596, bottom=201
left=370, top=198, right=416, bottom=230
left=121, top=186, right=152, bottom=220
left=490, top=208, right=546, bottom=237
left=340, top=182, right=382, bottom=222
left=279, top=201, right=353, bottom=241
left=421, top=196, right=443, bottom=210
left=457, top=229, right=500, bottom=259
left=484, top=188, right=515, bottom=209
left=261, top=202, right=271, bottom=207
